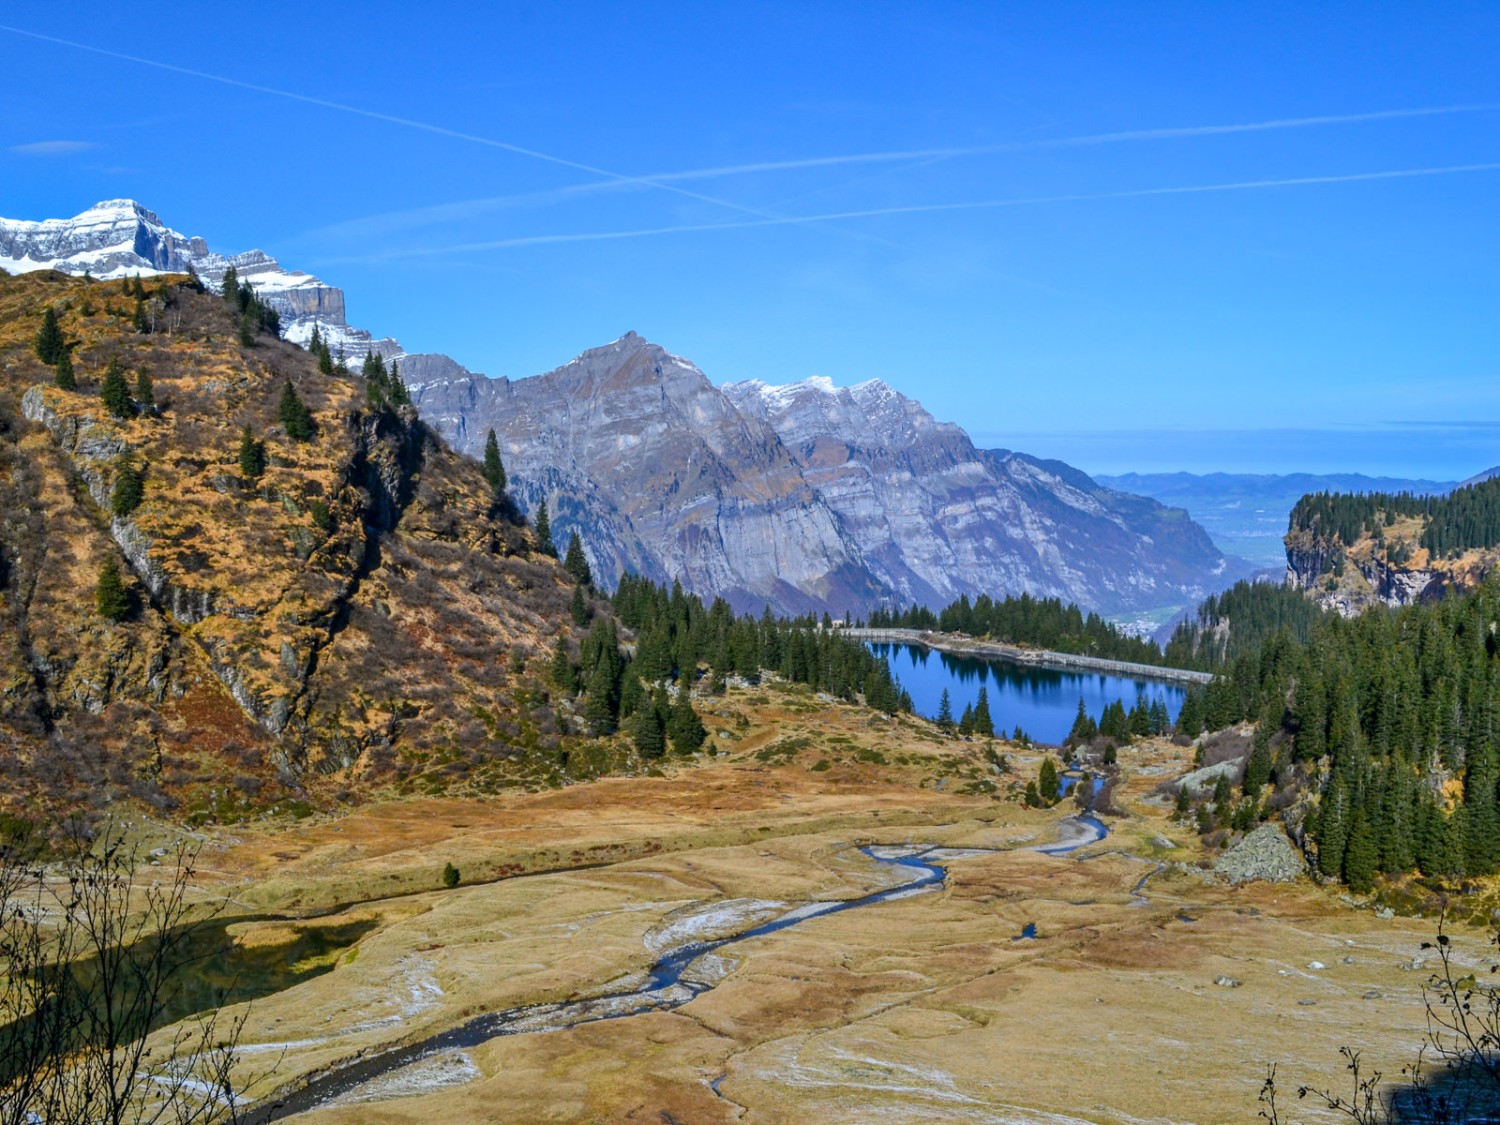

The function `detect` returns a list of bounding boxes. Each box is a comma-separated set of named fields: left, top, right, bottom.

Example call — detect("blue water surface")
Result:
left=872, top=643, right=1185, bottom=746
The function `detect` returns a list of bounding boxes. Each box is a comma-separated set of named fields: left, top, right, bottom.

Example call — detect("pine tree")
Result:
left=564, top=532, right=593, bottom=586
left=134, top=368, right=154, bottom=413
left=1175, top=688, right=1203, bottom=738
left=387, top=361, right=410, bottom=407
left=972, top=685, right=995, bottom=738
left=534, top=498, right=556, bottom=557
left=95, top=556, right=129, bottom=622
left=936, top=688, right=955, bottom=732
left=54, top=351, right=76, bottom=391
left=35, top=307, right=64, bottom=364
left=278, top=381, right=313, bottom=441
left=1068, top=698, right=1097, bottom=744
left=237, top=425, right=265, bottom=480
left=583, top=660, right=618, bottom=736
left=1343, top=808, right=1378, bottom=892
left=958, top=702, right=975, bottom=736
left=100, top=358, right=134, bottom=419
left=1244, top=722, right=1273, bottom=795
left=550, top=636, right=577, bottom=694
left=1036, top=757, right=1059, bottom=805
left=1317, top=777, right=1350, bottom=879
left=630, top=696, right=666, bottom=758
left=111, top=460, right=144, bottom=518
left=482, top=429, right=507, bottom=495
left=668, top=679, right=707, bottom=754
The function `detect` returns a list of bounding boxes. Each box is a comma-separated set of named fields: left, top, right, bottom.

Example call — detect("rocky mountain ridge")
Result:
left=0, top=199, right=388, bottom=360
left=1, top=200, right=1246, bottom=620
left=411, top=334, right=1245, bottom=617
left=0, top=269, right=586, bottom=822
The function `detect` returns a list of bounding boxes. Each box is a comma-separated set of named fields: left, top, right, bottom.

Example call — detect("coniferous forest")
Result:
left=1289, top=475, right=1500, bottom=557
left=1170, top=577, right=1500, bottom=890
left=867, top=591, right=1164, bottom=665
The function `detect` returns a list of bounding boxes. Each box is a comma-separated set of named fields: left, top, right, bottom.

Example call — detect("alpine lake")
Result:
left=870, top=641, right=1186, bottom=744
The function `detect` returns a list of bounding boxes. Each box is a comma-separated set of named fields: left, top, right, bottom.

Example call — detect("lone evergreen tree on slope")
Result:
left=482, top=429, right=507, bottom=496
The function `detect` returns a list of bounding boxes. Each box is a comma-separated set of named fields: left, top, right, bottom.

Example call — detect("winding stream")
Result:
left=244, top=818, right=1110, bottom=1121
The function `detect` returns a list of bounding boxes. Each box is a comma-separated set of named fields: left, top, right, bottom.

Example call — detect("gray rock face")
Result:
left=409, top=337, right=1243, bottom=617
left=0, top=200, right=386, bottom=361
left=725, top=376, right=1236, bottom=614
left=1, top=200, right=1243, bottom=619
left=1213, top=824, right=1307, bottom=884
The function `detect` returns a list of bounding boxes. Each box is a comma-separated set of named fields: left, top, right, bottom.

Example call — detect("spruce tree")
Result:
left=972, top=685, right=995, bottom=738
left=482, top=429, right=507, bottom=495
left=1343, top=809, right=1378, bottom=892
left=134, top=368, right=154, bottom=413
left=95, top=556, right=129, bottom=622
left=583, top=660, right=618, bottom=735
left=936, top=688, right=955, bottom=732
left=1244, top=722, right=1273, bottom=795
left=1038, top=757, right=1061, bottom=805
left=54, top=351, right=76, bottom=391
left=570, top=583, right=590, bottom=626
left=111, top=460, right=144, bottom=518
left=534, top=498, right=556, bottom=557
left=278, top=381, right=313, bottom=441
left=564, top=532, right=593, bottom=586
left=550, top=636, right=577, bottom=693
left=35, top=307, right=64, bottom=363
left=237, top=425, right=265, bottom=480
left=132, top=296, right=149, bottom=334
left=668, top=679, right=707, bottom=754
left=1068, top=698, right=1097, bottom=743
left=220, top=265, right=239, bottom=302
left=387, top=361, right=410, bottom=407
left=100, top=358, right=134, bottom=419
left=630, top=696, right=666, bottom=758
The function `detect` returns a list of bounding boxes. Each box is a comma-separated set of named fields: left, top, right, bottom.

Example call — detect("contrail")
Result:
left=323, top=161, right=1500, bottom=260
left=294, top=102, right=1498, bottom=243
left=639, top=104, right=1500, bottom=183
left=0, top=22, right=778, bottom=223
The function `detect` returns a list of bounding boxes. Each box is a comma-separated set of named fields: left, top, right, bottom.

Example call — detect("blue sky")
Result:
left=3, top=2, right=1497, bottom=477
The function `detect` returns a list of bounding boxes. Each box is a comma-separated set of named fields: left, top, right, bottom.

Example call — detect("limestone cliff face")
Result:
left=0, top=200, right=384, bottom=361
left=726, top=377, right=1234, bottom=614
left=414, top=335, right=880, bottom=614
left=411, top=338, right=1242, bottom=618
left=1284, top=528, right=1449, bottom=616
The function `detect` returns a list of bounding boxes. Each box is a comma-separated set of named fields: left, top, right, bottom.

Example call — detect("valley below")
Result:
left=154, top=682, right=1457, bottom=1125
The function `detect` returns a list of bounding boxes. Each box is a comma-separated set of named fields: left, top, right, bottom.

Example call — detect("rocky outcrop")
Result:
left=1285, top=528, right=1448, bottom=617
left=0, top=270, right=578, bottom=811
left=1213, top=824, right=1307, bottom=884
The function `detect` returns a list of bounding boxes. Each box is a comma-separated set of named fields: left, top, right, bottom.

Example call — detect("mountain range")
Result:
left=1, top=200, right=1247, bottom=620
left=1097, top=470, right=1459, bottom=568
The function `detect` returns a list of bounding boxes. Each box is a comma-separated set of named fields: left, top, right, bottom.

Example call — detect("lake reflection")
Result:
left=871, top=643, right=1185, bottom=746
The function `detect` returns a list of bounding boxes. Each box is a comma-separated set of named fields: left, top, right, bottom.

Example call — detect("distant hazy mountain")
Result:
left=1, top=199, right=1246, bottom=619
left=1096, top=471, right=1457, bottom=567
